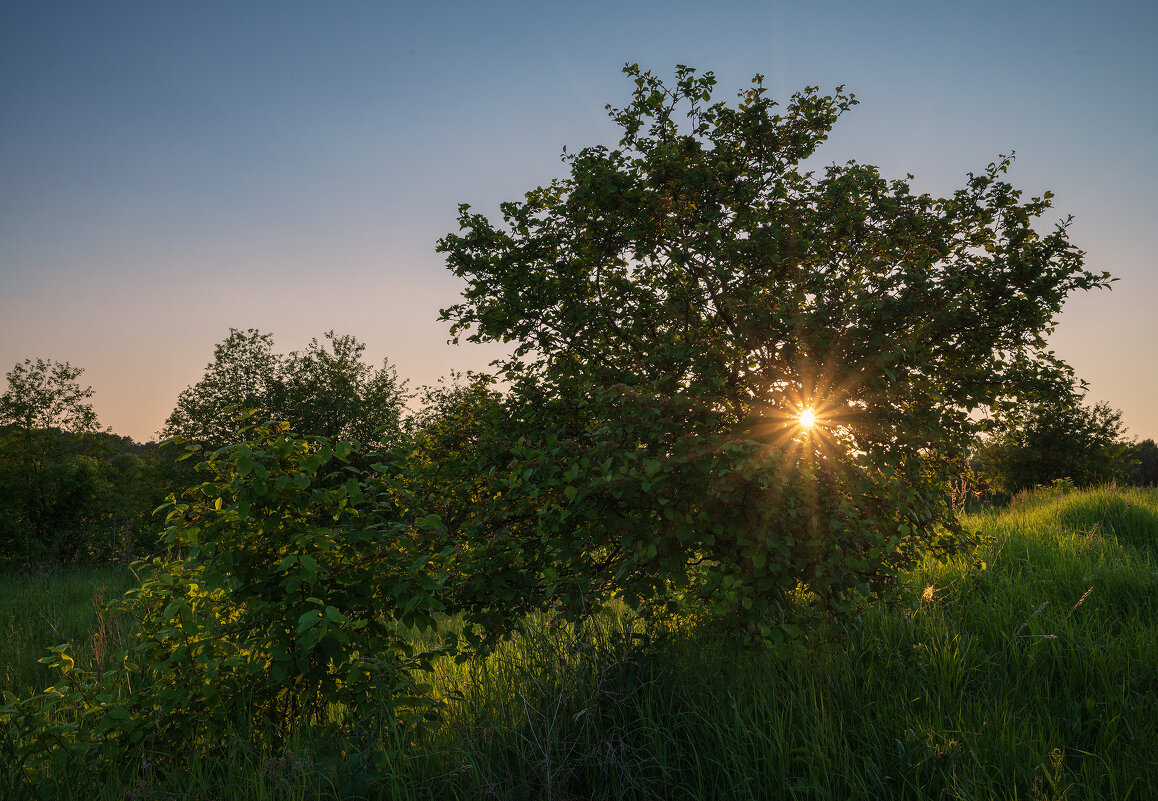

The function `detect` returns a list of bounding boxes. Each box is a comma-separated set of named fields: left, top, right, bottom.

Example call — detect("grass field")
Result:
left=2, top=485, right=1156, bottom=799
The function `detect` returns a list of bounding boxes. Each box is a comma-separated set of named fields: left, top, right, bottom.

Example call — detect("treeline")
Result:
left=0, top=329, right=406, bottom=567
left=0, top=358, right=192, bottom=565
left=2, top=339, right=1154, bottom=569
left=967, top=383, right=1157, bottom=501
left=0, top=426, right=187, bottom=564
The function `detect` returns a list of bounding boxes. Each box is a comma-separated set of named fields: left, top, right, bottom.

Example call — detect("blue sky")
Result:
left=2, top=0, right=1155, bottom=441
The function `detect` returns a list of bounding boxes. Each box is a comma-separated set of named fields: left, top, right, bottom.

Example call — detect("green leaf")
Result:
left=178, top=604, right=197, bottom=636
left=297, top=610, right=322, bottom=632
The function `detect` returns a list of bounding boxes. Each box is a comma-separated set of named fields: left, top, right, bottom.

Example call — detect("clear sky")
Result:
left=2, top=0, right=1155, bottom=442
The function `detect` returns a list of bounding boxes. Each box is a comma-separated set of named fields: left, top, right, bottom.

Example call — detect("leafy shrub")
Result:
left=1, top=423, right=451, bottom=791
left=975, top=385, right=1131, bottom=496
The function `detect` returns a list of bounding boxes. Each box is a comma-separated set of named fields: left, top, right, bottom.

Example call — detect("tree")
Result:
left=163, top=329, right=281, bottom=447
left=164, top=329, right=406, bottom=449
left=0, top=359, right=105, bottom=563
left=271, top=331, right=407, bottom=446
left=0, top=358, right=99, bottom=435
left=1132, top=438, right=1158, bottom=487
left=976, top=386, right=1131, bottom=495
left=434, top=64, right=1112, bottom=635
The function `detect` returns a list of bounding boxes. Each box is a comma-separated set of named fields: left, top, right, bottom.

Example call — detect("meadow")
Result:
left=2, top=484, right=1155, bottom=800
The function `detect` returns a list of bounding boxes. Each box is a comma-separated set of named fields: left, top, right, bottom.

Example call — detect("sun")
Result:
left=799, top=407, right=817, bottom=429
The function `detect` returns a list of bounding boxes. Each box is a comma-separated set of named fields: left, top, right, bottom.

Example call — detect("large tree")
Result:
left=271, top=331, right=408, bottom=446
left=434, top=65, right=1112, bottom=634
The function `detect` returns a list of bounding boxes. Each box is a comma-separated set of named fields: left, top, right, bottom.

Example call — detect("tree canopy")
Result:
left=163, top=329, right=279, bottom=447
left=441, top=65, right=1108, bottom=445
left=434, top=64, right=1113, bottom=632
left=164, top=329, right=407, bottom=449
left=0, top=358, right=100, bottom=436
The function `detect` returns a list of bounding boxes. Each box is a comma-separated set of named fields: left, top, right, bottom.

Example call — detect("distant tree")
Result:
left=271, top=332, right=407, bottom=446
left=0, top=359, right=106, bottom=563
left=0, top=358, right=100, bottom=436
left=976, top=384, right=1130, bottom=495
left=1129, top=438, right=1158, bottom=486
left=434, top=63, right=1113, bottom=637
left=163, top=329, right=281, bottom=447
left=164, top=329, right=406, bottom=449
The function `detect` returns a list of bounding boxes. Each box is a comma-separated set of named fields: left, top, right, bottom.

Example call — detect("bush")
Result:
left=976, top=386, right=1131, bottom=496
left=1, top=423, right=452, bottom=791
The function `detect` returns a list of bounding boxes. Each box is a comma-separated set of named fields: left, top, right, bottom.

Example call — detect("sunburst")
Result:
left=799, top=407, right=817, bottom=429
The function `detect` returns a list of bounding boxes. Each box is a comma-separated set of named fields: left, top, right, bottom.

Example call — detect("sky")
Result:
left=2, top=0, right=1155, bottom=443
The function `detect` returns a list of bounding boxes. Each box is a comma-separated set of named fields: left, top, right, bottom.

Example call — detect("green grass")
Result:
left=0, top=565, right=137, bottom=697
left=2, top=485, right=1156, bottom=799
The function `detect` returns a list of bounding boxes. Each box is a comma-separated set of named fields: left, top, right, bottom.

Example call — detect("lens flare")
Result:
left=799, top=407, right=817, bottom=429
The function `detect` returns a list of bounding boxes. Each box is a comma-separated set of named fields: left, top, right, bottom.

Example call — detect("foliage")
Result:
left=1128, top=438, right=1158, bottom=487
left=0, top=441, right=102, bottom=564
left=401, top=373, right=505, bottom=538
left=976, top=383, right=1131, bottom=495
left=162, top=328, right=280, bottom=447
left=0, top=360, right=110, bottom=564
left=4, top=486, right=1157, bottom=799
left=435, top=64, right=1112, bottom=634
left=162, top=423, right=452, bottom=720
left=164, top=329, right=407, bottom=449
left=101, top=439, right=191, bottom=557
left=0, top=424, right=452, bottom=792
left=271, top=331, right=408, bottom=446
left=0, top=366, right=174, bottom=563
left=0, top=358, right=100, bottom=435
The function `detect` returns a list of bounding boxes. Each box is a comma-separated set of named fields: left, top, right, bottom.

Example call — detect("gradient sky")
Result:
left=2, top=0, right=1155, bottom=443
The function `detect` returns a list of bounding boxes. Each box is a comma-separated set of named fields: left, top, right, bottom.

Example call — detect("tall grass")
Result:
left=2, top=486, right=1156, bottom=799
left=0, top=565, right=137, bottom=696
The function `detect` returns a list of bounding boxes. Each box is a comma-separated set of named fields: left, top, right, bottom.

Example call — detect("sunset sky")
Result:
left=2, top=0, right=1155, bottom=442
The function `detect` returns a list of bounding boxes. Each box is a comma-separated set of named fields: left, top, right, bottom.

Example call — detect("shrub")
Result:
left=1, top=422, right=451, bottom=791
